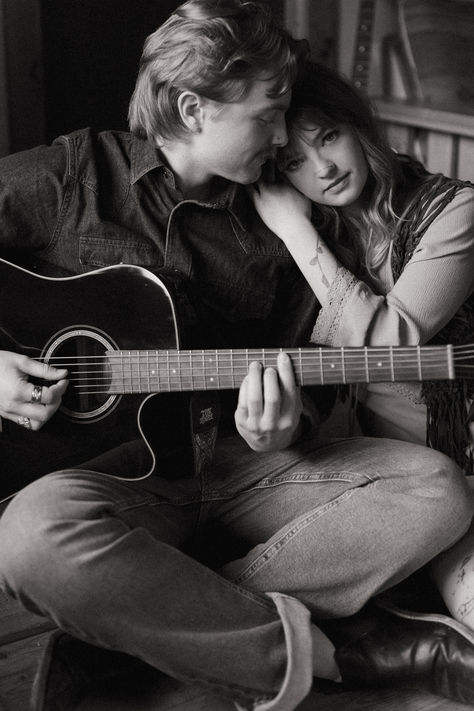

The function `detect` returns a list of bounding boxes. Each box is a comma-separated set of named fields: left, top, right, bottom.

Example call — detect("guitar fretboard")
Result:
left=93, top=345, right=455, bottom=394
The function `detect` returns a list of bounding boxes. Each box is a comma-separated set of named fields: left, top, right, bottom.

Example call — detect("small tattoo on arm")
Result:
left=457, top=554, right=474, bottom=585
left=309, top=239, right=330, bottom=288
left=457, top=597, right=474, bottom=620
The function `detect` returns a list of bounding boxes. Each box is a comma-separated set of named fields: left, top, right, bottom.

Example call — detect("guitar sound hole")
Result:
left=44, top=330, right=118, bottom=423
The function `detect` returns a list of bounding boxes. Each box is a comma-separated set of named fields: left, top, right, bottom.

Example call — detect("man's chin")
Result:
left=236, top=167, right=262, bottom=185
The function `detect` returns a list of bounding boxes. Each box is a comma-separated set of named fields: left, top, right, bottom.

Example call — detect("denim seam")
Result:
left=202, top=471, right=378, bottom=502
left=253, top=471, right=375, bottom=487
left=43, top=135, right=76, bottom=254
left=233, top=488, right=357, bottom=584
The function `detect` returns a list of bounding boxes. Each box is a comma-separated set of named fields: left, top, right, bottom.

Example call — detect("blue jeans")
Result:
left=0, top=435, right=472, bottom=710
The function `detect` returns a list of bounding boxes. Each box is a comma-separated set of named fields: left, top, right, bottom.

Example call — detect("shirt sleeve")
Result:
left=0, top=141, right=68, bottom=252
left=311, top=187, right=474, bottom=347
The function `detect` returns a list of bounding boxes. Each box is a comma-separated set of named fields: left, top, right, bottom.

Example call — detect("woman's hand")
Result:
left=0, top=351, right=68, bottom=431
left=248, top=180, right=312, bottom=243
left=235, top=352, right=303, bottom=452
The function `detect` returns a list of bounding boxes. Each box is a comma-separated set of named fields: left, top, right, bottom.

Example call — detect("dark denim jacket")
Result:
left=0, top=128, right=318, bottom=349
left=0, top=129, right=334, bottom=489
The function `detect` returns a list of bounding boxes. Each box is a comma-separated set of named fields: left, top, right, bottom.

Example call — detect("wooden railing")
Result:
left=375, top=97, right=474, bottom=181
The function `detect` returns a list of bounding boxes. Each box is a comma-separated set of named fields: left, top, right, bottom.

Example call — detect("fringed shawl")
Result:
left=391, top=163, right=474, bottom=472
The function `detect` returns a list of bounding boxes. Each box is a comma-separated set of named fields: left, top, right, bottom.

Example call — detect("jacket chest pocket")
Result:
left=79, top=234, right=161, bottom=270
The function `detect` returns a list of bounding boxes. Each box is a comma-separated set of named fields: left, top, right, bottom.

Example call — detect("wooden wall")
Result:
left=1, top=0, right=473, bottom=179
left=337, top=0, right=474, bottom=180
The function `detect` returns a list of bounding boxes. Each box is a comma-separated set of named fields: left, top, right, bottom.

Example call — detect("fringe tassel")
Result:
left=424, top=380, right=474, bottom=474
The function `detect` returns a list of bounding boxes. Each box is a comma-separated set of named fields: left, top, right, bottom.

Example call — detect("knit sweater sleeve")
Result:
left=311, top=187, right=474, bottom=347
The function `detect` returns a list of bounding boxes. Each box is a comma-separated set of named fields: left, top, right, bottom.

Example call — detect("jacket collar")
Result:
left=129, top=135, right=249, bottom=231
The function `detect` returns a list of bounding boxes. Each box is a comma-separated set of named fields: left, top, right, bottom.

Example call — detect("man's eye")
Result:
left=258, top=115, right=275, bottom=125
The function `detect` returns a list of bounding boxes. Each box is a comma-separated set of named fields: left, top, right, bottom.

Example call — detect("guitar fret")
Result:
left=389, top=346, right=394, bottom=381
left=341, top=346, right=346, bottom=384
left=447, top=344, right=455, bottom=379
left=417, top=346, right=422, bottom=380
left=364, top=347, right=369, bottom=382
left=319, top=348, right=324, bottom=384
left=152, top=352, right=157, bottom=390
left=178, top=353, right=183, bottom=391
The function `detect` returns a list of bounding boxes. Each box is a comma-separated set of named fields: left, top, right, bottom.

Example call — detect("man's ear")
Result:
left=177, top=91, right=204, bottom=134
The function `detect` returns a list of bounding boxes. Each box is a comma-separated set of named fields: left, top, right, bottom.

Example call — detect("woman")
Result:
left=250, top=60, right=474, bottom=628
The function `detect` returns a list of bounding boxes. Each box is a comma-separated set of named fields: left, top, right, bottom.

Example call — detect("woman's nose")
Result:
left=315, top=158, right=336, bottom=178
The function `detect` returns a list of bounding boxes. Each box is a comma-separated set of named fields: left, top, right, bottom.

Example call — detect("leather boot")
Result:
left=334, top=604, right=474, bottom=706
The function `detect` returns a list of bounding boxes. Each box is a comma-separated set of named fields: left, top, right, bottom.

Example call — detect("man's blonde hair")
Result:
left=128, top=0, right=305, bottom=144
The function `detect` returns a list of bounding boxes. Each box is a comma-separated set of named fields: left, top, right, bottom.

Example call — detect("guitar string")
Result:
left=34, top=343, right=474, bottom=358
left=32, top=343, right=474, bottom=357
left=32, top=350, right=474, bottom=368
left=33, top=351, right=474, bottom=369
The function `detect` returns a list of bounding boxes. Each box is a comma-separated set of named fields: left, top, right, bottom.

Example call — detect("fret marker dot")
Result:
left=330, top=363, right=335, bottom=369
left=172, top=369, right=176, bottom=374
left=377, top=362, right=383, bottom=367
left=210, top=377, right=214, bottom=382
left=151, top=370, right=156, bottom=375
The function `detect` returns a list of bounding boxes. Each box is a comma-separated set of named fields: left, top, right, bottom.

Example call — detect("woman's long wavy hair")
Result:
left=283, top=61, right=435, bottom=275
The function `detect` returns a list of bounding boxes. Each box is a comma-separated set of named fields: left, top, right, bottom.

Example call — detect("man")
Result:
left=0, top=2, right=473, bottom=710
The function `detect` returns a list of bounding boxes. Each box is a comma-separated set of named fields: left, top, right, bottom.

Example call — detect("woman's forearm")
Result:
left=280, top=216, right=340, bottom=306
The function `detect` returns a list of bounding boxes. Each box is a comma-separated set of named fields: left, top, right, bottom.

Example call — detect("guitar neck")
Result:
left=104, top=344, right=455, bottom=394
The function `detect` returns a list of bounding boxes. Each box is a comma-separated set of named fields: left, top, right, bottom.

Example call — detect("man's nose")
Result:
left=272, top=115, right=288, bottom=147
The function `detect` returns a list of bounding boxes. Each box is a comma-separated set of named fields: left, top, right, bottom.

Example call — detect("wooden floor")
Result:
left=0, top=585, right=473, bottom=711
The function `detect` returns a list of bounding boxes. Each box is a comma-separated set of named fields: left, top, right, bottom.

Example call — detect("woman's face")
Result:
left=278, top=121, right=369, bottom=213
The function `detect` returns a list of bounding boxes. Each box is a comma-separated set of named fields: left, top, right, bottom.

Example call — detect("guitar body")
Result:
left=0, top=259, right=217, bottom=493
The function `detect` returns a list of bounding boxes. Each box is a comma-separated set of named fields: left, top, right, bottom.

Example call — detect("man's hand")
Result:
left=0, top=351, right=68, bottom=431
left=234, top=351, right=303, bottom=452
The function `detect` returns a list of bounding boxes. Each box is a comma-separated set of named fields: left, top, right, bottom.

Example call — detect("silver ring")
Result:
left=17, top=416, right=32, bottom=429
left=31, top=384, right=43, bottom=404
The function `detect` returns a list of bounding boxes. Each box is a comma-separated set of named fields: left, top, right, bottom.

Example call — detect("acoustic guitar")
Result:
left=0, top=258, right=471, bottom=491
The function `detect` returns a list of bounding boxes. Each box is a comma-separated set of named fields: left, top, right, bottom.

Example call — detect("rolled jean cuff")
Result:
left=236, top=592, right=313, bottom=711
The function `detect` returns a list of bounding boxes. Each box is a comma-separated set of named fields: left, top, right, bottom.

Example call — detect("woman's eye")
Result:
left=283, top=158, right=303, bottom=172
left=323, top=129, right=339, bottom=144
